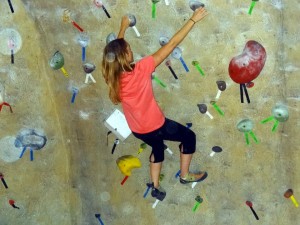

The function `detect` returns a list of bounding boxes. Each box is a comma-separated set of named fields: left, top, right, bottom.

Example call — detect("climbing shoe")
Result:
left=180, top=172, right=208, bottom=184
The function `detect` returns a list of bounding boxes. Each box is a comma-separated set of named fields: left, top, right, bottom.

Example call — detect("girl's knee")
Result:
left=149, top=152, right=164, bottom=163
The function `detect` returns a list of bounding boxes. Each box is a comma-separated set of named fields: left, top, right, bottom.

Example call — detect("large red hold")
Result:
left=229, top=40, right=266, bottom=84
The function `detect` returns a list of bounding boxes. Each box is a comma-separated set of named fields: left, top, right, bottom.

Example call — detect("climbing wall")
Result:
left=0, top=0, right=299, bottom=225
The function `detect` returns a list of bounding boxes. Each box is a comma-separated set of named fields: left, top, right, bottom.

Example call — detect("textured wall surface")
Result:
left=0, top=0, right=299, bottom=225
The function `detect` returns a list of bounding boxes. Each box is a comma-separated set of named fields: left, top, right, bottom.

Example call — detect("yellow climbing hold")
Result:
left=116, top=155, right=141, bottom=176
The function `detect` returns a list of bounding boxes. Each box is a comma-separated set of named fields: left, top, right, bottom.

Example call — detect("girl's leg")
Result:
left=132, top=131, right=165, bottom=189
left=162, top=119, right=207, bottom=180
left=150, top=156, right=162, bottom=188
left=180, top=152, right=206, bottom=180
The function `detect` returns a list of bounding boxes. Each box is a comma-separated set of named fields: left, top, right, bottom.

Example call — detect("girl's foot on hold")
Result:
left=180, top=171, right=208, bottom=184
left=149, top=183, right=166, bottom=201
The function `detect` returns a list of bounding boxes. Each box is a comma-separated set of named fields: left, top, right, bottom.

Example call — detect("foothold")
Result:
left=111, top=138, right=119, bottom=154
left=246, top=201, right=259, bottom=220
left=0, top=173, right=8, bottom=188
left=94, top=0, right=111, bottom=18
left=137, top=143, right=147, bottom=154
left=95, top=213, right=105, bottom=225
left=0, top=101, right=13, bottom=113
left=49, top=51, right=64, bottom=70
left=216, top=81, right=226, bottom=91
left=195, top=195, right=203, bottom=203
left=246, top=81, right=254, bottom=88
left=284, top=189, right=294, bottom=198
left=0, top=29, right=22, bottom=55
left=165, top=60, right=178, bottom=80
left=186, top=123, right=192, bottom=128
left=116, top=155, right=141, bottom=176
left=197, top=104, right=213, bottom=119
left=159, top=174, right=164, bottom=182
left=83, top=63, right=96, bottom=74
left=189, top=0, right=205, bottom=11
left=215, top=81, right=226, bottom=99
left=237, top=119, right=254, bottom=132
left=210, top=146, right=222, bottom=157
left=192, top=195, right=203, bottom=212
left=106, top=32, right=117, bottom=44
left=9, top=199, right=20, bottom=209
left=272, top=104, right=289, bottom=122
left=284, top=189, right=299, bottom=208
left=197, top=104, right=207, bottom=114
left=62, top=9, right=84, bottom=32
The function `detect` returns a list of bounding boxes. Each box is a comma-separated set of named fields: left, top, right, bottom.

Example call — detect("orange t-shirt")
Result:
left=120, top=56, right=165, bottom=134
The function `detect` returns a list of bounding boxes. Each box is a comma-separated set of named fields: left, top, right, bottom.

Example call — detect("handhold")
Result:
left=116, top=155, right=141, bottom=176
left=189, top=1, right=205, bottom=11
left=159, top=36, right=169, bottom=46
left=237, top=119, right=254, bottom=132
left=272, top=104, right=289, bottom=122
left=128, top=14, right=136, bottom=27
left=49, top=51, right=64, bottom=70
left=171, top=47, right=182, bottom=60
left=228, top=40, right=266, bottom=84
left=14, top=129, right=47, bottom=150
left=106, top=32, right=117, bottom=44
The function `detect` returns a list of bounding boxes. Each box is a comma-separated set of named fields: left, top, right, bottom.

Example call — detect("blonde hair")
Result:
left=102, top=39, right=133, bottom=104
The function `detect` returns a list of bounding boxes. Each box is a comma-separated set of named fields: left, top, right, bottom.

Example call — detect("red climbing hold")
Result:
left=228, top=40, right=266, bottom=84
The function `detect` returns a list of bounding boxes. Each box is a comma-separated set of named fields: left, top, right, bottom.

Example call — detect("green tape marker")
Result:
left=192, top=61, right=205, bottom=76
left=192, top=195, right=203, bottom=212
left=210, top=101, right=224, bottom=116
left=152, top=74, right=166, bottom=88
left=248, top=0, right=259, bottom=15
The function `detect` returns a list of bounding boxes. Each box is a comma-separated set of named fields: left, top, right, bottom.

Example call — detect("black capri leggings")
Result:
left=132, top=118, right=196, bottom=163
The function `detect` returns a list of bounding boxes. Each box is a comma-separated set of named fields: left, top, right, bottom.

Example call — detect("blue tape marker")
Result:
left=175, top=170, right=181, bottom=178
left=19, top=147, right=27, bottom=158
left=143, top=186, right=151, bottom=198
left=71, top=88, right=79, bottom=103
left=82, top=47, right=86, bottom=62
left=30, top=148, right=34, bottom=161
left=180, top=57, right=189, bottom=72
